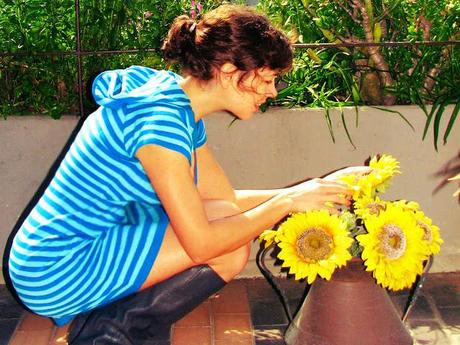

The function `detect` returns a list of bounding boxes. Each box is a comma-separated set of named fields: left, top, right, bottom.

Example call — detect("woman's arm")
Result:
left=137, top=144, right=292, bottom=263
left=196, top=144, right=286, bottom=211
left=234, top=189, right=286, bottom=212
left=196, top=144, right=367, bottom=212
left=136, top=144, right=349, bottom=264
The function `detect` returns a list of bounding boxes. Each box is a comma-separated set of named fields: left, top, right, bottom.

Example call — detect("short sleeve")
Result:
left=123, top=105, right=193, bottom=162
left=194, top=119, right=207, bottom=149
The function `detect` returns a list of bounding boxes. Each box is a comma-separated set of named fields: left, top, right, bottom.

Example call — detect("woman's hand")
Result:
left=323, top=166, right=372, bottom=182
left=281, top=165, right=371, bottom=214
left=283, top=178, right=353, bottom=213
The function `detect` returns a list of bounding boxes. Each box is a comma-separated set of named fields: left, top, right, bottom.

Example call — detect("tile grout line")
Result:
left=422, top=292, right=449, bottom=329
left=246, top=283, right=256, bottom=345
left=209, top=312, right=254, bottom=315
left=210, top=299, right=215, bottom=345
left=7, top=313, right=25, bottom=345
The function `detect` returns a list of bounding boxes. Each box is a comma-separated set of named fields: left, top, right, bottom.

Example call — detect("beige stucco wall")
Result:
left=1, top=106, right=459, bottom=283
left=203, top=106, right=460, bottom=277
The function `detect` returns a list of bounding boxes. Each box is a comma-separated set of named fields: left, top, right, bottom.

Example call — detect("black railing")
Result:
left=0, top=0, right=459, bottom=117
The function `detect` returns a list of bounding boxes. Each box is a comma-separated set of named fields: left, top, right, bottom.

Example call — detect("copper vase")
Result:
left=284, top=258, right=413, bottom=345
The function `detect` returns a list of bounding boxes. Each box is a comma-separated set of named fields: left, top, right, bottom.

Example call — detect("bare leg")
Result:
left=69, top=200, right=248, bottom=344
left=140, top=199, right=251, bottom=289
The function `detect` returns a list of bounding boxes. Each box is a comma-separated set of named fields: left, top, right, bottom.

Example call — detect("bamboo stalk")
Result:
left=353, top=0, right=395, bottom=105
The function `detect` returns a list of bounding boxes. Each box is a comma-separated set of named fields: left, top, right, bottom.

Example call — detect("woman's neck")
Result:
left=178, top=76, right=224, bottom=122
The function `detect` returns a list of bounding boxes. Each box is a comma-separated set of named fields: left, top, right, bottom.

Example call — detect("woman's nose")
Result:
left=267, top=81, right=278, bottom=98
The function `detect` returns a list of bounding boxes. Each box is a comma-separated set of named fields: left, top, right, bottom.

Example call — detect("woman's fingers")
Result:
left=316, top=180, right=353, bottom=196
left=289, top=176, right=357, bottom=213
left=324, top=166, right=372, bottom=181
left=327, top=193, right=352, bottom=206
left=326, top=206, right=340, bottom=215
left=342, top=166, right=372, bottom=175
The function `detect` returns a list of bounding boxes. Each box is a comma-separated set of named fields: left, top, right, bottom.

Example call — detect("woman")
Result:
left=7, top=4, right=368, bottom=344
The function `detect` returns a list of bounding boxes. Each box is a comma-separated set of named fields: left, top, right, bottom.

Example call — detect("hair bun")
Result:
left=161, top=15, right=197, bottom=61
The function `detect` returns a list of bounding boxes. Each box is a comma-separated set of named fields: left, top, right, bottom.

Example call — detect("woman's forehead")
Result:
left=257, top=67, right=278, bottom=78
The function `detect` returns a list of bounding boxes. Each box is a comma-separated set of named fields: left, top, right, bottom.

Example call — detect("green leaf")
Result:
left=324, top=108, right=335, bottom=143
left=443, top=101, right=460, bottom=145
left=371, top=106, right=415, bottom=131
left=423, top=98, right=442, bottom=140
left=340, top=107, right=356, bottom=149
left=433, top=100, right=447, bottom=151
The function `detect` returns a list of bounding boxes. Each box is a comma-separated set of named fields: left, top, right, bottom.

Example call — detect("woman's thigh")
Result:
left=139, top=199, right=250, bottom=290
left=139, top=224, right=195, bottom=290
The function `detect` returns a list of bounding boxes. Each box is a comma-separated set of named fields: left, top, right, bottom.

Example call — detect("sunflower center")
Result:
left=296, top=227, right=333, bottom=262
left=367, top=202, right=385, bottom=215
left=379, top=224, right=407, bottom=260
left=417, top=220, right=432, bottom=242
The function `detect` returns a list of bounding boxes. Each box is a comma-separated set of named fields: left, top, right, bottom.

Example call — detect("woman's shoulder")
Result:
left=124, top=66, right=182, bottom=86
left=92, top=66, right=188, bottom=110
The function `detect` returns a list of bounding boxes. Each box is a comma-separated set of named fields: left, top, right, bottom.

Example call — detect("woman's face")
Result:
left=222, top=67, right=278, bottom=120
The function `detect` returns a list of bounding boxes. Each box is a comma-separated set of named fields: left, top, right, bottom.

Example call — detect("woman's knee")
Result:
left=209, top=242, right=251, bottom=282
left=229, top=242, right=251, bottom=272
left=234, top=243, right=251, bottom=273
left=202, top=199, right=250, bottom=281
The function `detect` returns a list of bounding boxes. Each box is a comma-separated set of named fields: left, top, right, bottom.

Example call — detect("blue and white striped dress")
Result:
left=8, top=66, right=207, bottom=326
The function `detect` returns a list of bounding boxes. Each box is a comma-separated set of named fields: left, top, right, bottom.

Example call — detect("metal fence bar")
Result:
left=293, top=40, right=460, bottom=49
left=75, top=0, right=84, bottom=118
left=0, top=49, right=161, bottom=58
left=1, top=41, right=459, bottom=58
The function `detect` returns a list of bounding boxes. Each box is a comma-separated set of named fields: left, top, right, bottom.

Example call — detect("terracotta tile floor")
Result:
left=2, top=272, right=460, bottom=345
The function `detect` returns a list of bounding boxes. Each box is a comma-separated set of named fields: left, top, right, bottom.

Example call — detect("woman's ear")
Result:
left=217, top=63, right=239, bottom=88
left=220, top=63, right=238, bottom=75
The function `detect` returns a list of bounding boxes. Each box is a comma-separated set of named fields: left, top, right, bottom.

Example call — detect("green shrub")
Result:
left=257, top=0, right=460, bottom=148
left=0, top=0, right=240, bottom=118
left=1, top=0, right=458, bottom=148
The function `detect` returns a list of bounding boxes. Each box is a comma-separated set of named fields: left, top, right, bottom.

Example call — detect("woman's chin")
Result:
left=240, top=111, right=255, bottom=120
left=225, top=109, right=254, bottom=120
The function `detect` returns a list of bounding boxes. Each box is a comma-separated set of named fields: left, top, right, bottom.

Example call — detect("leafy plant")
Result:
left=0, top=0, right=240, bottom=117
left=258, top=0, right=460, bottom=149
left=0, top=0, right=76, bottom=117
left=2, top=0, right=459, bottom=148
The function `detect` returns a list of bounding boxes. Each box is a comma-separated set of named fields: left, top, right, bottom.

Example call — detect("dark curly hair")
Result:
left=161, top=4, right=293, bottom=81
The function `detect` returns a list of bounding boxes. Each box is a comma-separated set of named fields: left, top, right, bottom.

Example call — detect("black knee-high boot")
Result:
left=67, top=264, right=227, bottom=345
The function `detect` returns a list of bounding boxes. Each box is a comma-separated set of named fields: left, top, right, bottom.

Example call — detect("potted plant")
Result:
left=259, top=154, right=443, bottom=344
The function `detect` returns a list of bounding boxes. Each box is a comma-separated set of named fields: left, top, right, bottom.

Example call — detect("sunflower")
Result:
left=392, top=199, right=420, bottom=212
left=339, top=174, right=366, bottom=200
left=340, top=154, right=400, bottom=199
left=413, top=210, right=443, bottom=255
left=354, top=195, right=386, bottom=220
left=368, top=154, right=401, bottom=192
left=259, top=229, right=278, bottom=249
left=357, top=203, right=428, bottom=291
left=275, top=210, right=353, bottom=284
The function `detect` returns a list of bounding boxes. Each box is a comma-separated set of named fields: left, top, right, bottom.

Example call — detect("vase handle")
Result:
left=256, top=244, right=295, bottom=322
left=402, top=255, right=434, bottom=322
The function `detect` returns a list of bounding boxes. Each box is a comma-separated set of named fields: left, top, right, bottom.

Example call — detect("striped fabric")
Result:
left=8, top=66, right=207, bottom=326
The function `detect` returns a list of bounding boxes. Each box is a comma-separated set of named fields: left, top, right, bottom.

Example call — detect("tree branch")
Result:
left=353, top=0, right=395, bottom=105
left=336, top=1, right=361, bottom=24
